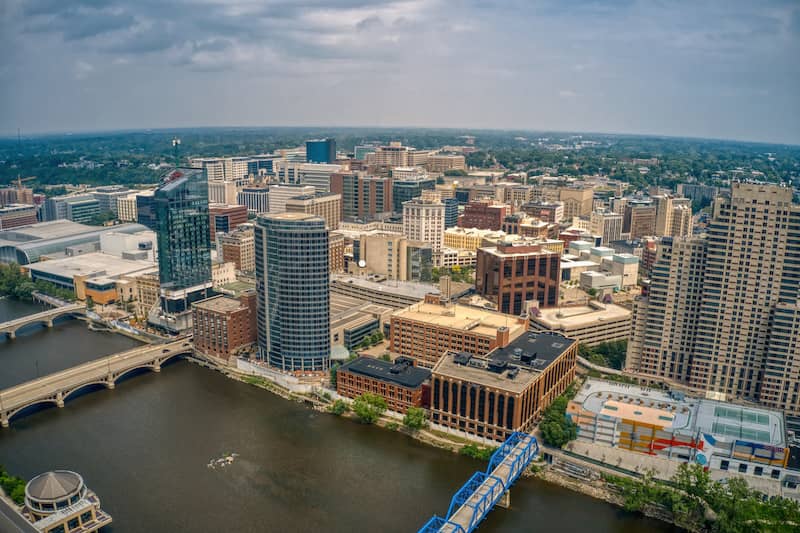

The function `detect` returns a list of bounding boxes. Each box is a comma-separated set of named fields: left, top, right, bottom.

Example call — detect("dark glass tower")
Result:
left=255, top=212, right=330, bottom=372
left=392, top=177, right=436, bottom=213
left=153, top=168, right=212, bottom=325
left=444, top=197, right=459, bottom=228
left=305, top=138, right=336, bottom=164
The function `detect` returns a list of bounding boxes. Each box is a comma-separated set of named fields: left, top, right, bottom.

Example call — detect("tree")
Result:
left=329, top=400, right=349, bottom=416
left=403, top=407, right=428, bottom=431
left=86, top=295, right=95, bottom=310
left=672, top=463, right=711, bottom=499
left=538, top=388, right=578, bottom=448
left=352, top=393, right=387, bottom=424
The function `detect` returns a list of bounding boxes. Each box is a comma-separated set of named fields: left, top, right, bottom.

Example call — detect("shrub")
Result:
left=403, top=407, right=428, bottom=431
left=330, top=400, right=349, bottom=416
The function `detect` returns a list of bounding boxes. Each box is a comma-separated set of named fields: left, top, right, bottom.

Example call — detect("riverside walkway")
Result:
left=418, top=432, right=539, bottom=533
left=0, top=339, right=192, bottom=427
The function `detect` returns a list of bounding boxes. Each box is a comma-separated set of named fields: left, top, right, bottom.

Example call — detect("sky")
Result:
left=1, top=0, right=799, bottom=144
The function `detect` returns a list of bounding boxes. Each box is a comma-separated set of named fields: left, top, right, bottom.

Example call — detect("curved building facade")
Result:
left=255, top=212, right=330, bottom=372
left=23, top=470, right=112, bottom=532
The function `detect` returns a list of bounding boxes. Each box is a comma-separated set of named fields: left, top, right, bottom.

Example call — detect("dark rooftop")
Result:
left=340, top=356, right=431, bottom=388
left=490, top=331, right=577, bottom=371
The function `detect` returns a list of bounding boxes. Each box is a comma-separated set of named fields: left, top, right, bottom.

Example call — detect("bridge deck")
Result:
left=418, top=432, right=538, bottom=533
left=0, top=339, right=191, bottom=425
left=0, top=304, right=84, bottom=330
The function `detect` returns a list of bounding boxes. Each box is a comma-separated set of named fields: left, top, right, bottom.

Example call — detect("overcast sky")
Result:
left=1, top=0, right=798, bottom=144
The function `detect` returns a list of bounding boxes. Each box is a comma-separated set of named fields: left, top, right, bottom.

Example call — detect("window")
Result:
left=738, top=463, right=747, bottom=474
left=754, top=466, right=763, bottom=476
left=771, top=469, right=781, bottom=480
left=720, top=460, right=729, bottom=471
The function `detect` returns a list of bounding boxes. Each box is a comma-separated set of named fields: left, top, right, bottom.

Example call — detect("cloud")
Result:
left=73, top=60, right=94, bottom=80
left=1, top=0, right=798, bottom=143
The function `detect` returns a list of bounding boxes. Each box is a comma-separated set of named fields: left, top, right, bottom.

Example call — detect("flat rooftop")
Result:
left=572, top=378, right=785, bottom=446
left=340, top=357, right=431, bottom=388
left=331, top=274, right=440, bottom=300
left=433, top=332, right=576, bottom=393
left=392, top=302, right=525, bottom=339
left=0, top=220, right=95, bottom=243
left=193, top=295, right=246, bottom=313
left=28, top=252, right=156, bottom=280
left=532, top=303, right=631, bottom=329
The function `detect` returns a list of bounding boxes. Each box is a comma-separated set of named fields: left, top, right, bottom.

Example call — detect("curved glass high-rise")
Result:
left=255, top=213, right=330, bottom=372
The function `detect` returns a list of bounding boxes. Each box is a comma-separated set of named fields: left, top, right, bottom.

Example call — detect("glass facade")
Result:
left=306, top=139, right=336, bottom=164
left=154, top=169, right=212, bottom=293
left=392, top=178, right=436, bottom=213
left=255, top=213, right=331, bottom=372
left=444, top=198, right=459, bottom=228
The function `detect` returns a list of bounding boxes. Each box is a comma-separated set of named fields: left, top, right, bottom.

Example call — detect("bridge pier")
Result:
left=106, top=375, right=115, bottom=389
left=496, top=490, right=511, bottom=509
left=7, top=331, right=15, bottom=340
left=56, top=392, right=64, bottom=408
left=1, top=413, right=8, bottom=428
left=153, top=364, right=161, bottom=373
left=46, top=320, right=54, bottom=328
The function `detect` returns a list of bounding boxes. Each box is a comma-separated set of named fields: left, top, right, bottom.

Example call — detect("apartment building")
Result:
left=627, top=183, right=800, bottom=415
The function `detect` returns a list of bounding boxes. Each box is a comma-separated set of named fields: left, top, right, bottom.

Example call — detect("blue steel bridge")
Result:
left=419, top=432, right=539, bottom=533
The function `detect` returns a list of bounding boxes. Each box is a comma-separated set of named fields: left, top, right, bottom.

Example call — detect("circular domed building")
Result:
left=23, top=470, right=112, bottom=532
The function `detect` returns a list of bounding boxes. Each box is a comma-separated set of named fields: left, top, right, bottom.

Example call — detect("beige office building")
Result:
left=403, top=196, right=445, bottom=253
left=654, top=195, right=693, bottom=237
left=427, top=154, right=466, bottom=172
left=559, top=187, right=594, bottom=220
left=285, top=192, right=342, bottom=230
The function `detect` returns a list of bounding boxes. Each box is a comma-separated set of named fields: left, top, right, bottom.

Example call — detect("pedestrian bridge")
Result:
left=0, top=339, right=193, bottom=427
left=418, top=433, right=539, bottom=533
left=0, top=303, right=85, bottom=339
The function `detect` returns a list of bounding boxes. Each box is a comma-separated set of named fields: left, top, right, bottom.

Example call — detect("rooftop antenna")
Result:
left=172, top=137, right=181, bottom=167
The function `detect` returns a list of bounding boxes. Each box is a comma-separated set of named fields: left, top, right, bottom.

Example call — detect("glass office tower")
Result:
left=152, top=168, right=212, bottom=330
left=255, top=212, right=330, bottom=372
left=305, top=138, right=336, bottom=164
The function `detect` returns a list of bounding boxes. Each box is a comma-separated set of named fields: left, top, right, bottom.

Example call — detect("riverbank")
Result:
left=213, top=358, right=688, bottom=530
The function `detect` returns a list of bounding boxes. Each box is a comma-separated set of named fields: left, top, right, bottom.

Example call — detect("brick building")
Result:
left=431, top=331, right=577, bottom=441
left=389, top=300, right=527, bottom=368
left=209, top=204, right=249, bottom=240
left=192, top=291, right=257, bottom=361
left=336, top=356, right=431, bottom=413
left=458, top=201, right=510, bottom=231
left=476, top=242, right=560, bottom=316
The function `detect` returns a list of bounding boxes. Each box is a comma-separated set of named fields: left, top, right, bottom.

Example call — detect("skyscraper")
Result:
left=627, top=183, right=800, bottom=414
left=254, top=213, right=330, bottom=372
left=305, top=138, right=336, bottom=164
left=152, top=168, right=212, bottom=331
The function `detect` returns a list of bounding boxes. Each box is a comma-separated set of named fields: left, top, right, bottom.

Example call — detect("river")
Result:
left=0, top=300, right=676, bottom=532
left=0, top=299, right=142, bottom=389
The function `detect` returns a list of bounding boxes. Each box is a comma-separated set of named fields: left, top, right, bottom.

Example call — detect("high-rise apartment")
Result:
left=237, top=187, right=270, bottom=215
left=254, top=213, right=330, bottom=372
left=152, top=168, right=212, bottom=331
left=330, top=172, right=392, bottom=221
left=654, top=195, right=693, bottom=237
left=403, top=196, right=445, bottom=253
left=627, top=183, right=800, bottom=414
left=267, top=185, right=315, bottom=214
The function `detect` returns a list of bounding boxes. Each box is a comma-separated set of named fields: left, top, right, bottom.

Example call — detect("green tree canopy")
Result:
left=352, top=393, right=387, bottom=424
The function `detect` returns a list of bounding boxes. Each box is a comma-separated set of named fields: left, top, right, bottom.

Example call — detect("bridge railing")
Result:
left=418, top=432, right=538, bottom=533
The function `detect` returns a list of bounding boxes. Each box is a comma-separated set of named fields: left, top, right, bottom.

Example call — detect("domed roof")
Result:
left=25, top=471, right=83, bottom=502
